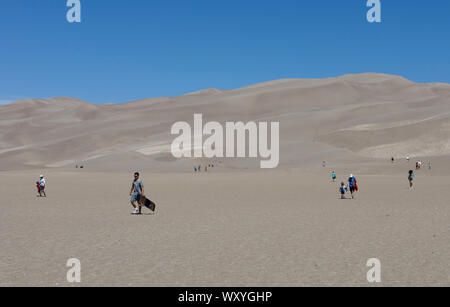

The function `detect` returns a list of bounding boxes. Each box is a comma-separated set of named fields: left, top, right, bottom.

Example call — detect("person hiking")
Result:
left=36, top=180, right=41, bottom=196
left=408, top=170, right=414, bottom=189
left=348, top=174, right=358, bottom=199
left=331, top=171, right=337, bottom=182
left=339, top=182, right=347, bottom=199
left=130, top=172, right=145, bottom=215
left=38, top=175, right=46, bottom=197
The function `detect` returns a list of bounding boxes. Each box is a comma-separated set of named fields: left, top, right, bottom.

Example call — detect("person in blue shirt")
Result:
left=339, top=182, right=347, bottom=199
left=130, top=172, right=145, bottom=215
left=331, top=171, right=337, bottom=182
left=348, top=174, right=357, bottom=199
left=408, top=170, right=414, bottom=189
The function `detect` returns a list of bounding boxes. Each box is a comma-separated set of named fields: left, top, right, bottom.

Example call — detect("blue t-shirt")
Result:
left=132, top=179, right=144, bottom=195
left=348, top=177, right=356, bottom=187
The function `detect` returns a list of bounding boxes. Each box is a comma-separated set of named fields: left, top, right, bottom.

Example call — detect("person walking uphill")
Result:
left=38, top=175, right=46, bottom=197
left=348, top=174, right=358, bottom=199
left=339, top=182, right=348, bottom=199
left=408, top=170, right=414, bottom=190
left=130, top=172, right=145, bottom=215
left=331, top=171, right=337, bottom=182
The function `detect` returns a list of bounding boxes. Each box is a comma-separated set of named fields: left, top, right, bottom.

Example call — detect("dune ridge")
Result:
left=1, top=73, right=449, bottom=170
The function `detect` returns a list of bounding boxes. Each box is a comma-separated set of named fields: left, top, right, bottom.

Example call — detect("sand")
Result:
left=1, top=73, right=450, bottom=171
left=1, top=73, right=450, bottom=286
left=1, top=166, right=450, bottom=286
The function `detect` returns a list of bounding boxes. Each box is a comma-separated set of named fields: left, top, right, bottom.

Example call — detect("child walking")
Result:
left=339, top=182, right=347, bottom=199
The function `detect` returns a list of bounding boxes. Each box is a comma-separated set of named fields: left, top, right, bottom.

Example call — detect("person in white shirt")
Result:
left=39, top=175, right=46, bottom=197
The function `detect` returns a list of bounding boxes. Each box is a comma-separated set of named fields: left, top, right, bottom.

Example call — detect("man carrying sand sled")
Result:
left=130, top=172, right=144, bottom=215
left=129, top=172, right=156, bottom=215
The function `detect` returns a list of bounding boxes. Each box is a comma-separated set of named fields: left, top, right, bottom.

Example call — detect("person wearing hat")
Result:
left=348, top=174, right=357, bottom=199
left=38, top=175, right=46, bottom=197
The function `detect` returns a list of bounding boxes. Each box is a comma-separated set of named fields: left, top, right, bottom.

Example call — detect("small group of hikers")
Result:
left=194, top=164, right=214, bottom=173
left=405, top=156, right=431, bottom=169
left=337, top=173, right=358, bottom=199
left=334, top=156, right=426, bottom=196
left=414, top=160, right=432, bottom=170
left=405, top=156, right=432, bottom=189
left=330, top=171, right=358, bottom=199
left=335, top=168, right=420, bottom=198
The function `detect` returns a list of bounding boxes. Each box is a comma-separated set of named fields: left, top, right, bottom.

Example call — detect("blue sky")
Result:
left=1, top=0, right=449, bottom=104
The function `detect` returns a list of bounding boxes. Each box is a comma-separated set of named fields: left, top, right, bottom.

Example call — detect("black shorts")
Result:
left=349, top=186, right=356, bottom=193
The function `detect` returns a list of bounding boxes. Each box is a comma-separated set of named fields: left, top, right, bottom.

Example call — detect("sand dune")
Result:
left=1, top=73, right=449, bottom=170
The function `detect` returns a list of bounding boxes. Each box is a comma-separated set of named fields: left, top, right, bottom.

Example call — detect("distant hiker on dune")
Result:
left=348, top=174, right=358, bottom=199
left=130, top=172, right=144, bottom=215
left=38, top=175, right=46, bottom=197
left=331, top=171, right=336, bottom=182
left=408, top=170, right=414, bottom=189
left=416, top=161, right=422, bottom=170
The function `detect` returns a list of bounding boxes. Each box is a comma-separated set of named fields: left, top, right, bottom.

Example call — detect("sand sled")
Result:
left=139, top=195, right=156, bottom=212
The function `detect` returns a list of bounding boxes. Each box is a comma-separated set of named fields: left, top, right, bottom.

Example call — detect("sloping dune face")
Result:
left=0, top=74, right=449, bottom=170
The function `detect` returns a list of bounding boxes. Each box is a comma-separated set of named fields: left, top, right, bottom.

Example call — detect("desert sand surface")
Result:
left=1, top=73, right=450, bottom=286
left=1, top=166, right=450, bottom=287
